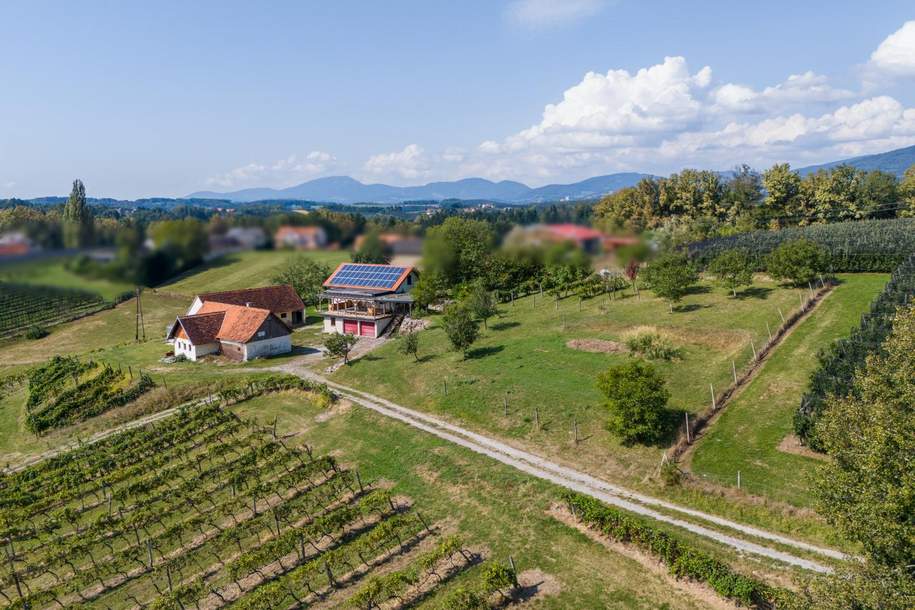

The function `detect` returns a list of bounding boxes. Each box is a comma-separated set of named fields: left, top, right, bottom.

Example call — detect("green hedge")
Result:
left=687, top=218, right=915, bottom=272
left=562, top=492, right=800, bottom=608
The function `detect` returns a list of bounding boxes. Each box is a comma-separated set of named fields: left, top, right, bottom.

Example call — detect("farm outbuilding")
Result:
left=167, top=301, right=292, bottom=362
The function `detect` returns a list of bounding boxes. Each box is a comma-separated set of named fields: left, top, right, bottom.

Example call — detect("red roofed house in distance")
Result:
left=320, top=263, right=418, bottom=338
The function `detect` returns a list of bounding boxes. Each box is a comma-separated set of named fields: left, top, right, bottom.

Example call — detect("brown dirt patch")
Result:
left=565, top=338, right=626, bottom=354
left=547, top=504, right=738, bottom=610
left=515, top=568, right=562, bottom=603
left=777, top=434, right=829, bottom=461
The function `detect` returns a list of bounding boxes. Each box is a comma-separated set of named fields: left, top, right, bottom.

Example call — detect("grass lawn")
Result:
left=331, top=276, right=809, bottom=487
left=160, top=249, right=348, bottom=297
left=229, top=391, right=801, bottom=609
left=688, top=273, right=888, bottom=507
left=0, top=256, right=134, bottom=301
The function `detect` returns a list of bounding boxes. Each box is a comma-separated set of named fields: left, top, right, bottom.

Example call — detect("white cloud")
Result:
left=506, top=0, right=606, bottom=28
left=870, top=21, right=915, bottom=76
left=207, top=151, right=336, bottom=189
left=363, top=144, right=431, bottom=181
left=711, top=71, right=855, bottom=113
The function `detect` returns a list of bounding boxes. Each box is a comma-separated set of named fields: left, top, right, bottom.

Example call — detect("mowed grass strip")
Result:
left=0, top=256, right=134, bottom=301
left=689, top=273, right=888, bottom=507
left=331, top=277, right=808, bottom=485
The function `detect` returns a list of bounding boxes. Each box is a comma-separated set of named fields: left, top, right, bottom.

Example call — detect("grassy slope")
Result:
left=160, top=249, right=347, bottom=296
left=0, top=256, right=134, bottom=301
left=331, top=277, right=807, bottom=486
left=689, top=273, right=888, bottom=506
left=231, top=391, right=795, bottom=609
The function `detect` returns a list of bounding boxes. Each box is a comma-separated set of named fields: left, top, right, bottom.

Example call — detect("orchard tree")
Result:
left=598, top=360, right=670, bottom=445
left=441, top=302, right=479, bottom=359
left=324, top=333, right=358, bottom=364
left=811, top=305, right=915, bottom=608
left=465, top=280, right=497, bottom=329
left=708, top=249, right=754, bottom=297
left=62, top=179, right=94, bottom=248
left=272, top=255, right=331, bottom=307
left=641, top=252, right=699, bottom=312
left=765, top=239, right=827, bottom=287
left=398, top=331, right=420, bottom=362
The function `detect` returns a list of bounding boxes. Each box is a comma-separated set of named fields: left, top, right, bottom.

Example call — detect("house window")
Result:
left=257, top=330, right=266, bottom=338
left=281, top=312, right=287, bottom=318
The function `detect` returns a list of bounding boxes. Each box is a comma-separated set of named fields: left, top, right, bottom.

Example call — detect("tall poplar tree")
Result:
left=62, top=179, right=93, bottom=248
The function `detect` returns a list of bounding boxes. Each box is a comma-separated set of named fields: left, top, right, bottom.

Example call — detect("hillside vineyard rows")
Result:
left=0, top=404, right=508, bottom=610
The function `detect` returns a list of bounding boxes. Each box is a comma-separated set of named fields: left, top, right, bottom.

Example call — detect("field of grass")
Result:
left=0, top=256, right=133, bottom=301
left=688, top=273, right=888, bottom=506
left=331, top=276, right=811, bottom=487
left=161, top=249, right=348, bottom=296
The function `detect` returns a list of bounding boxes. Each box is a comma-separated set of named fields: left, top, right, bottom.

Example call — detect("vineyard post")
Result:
left=503, top=395, right=508, bottom=416
left=710, top=384, right=716, bottom=410
left=534, top=408, right=540, bottom=431
left=737, top=470, right=741, bottom=489
left=128, top=365, right=133, bottom=380
left=766, top=321, right=772, bottom=342
left=146, top=539, right=154, bottom=570
left=355, top=470, right=364, bottom=494
left=5, top=543, right=24, bottom=605
left=510, top=290, right=514, bottom=306
left=324, top=561, right=336, bottom=588
left=574, top=420, right=580, bottom=444
left=731, top=360, right=737, bottom=384
left=685, top=413, right=690, bottom=443
left=750, top=340, right=757, bottom=361
left=272, top=416, right=277, bottom=440
left=443, top=379, right=447, bottom=396
left=778, top=308, right=786, bottom=324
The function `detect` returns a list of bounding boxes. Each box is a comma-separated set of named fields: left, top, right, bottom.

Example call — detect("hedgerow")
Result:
left=562, top=492, right=801, bottom=608
left=795, top=253, right=915, bottom=448
left=687, top=218, right=915, bottom=272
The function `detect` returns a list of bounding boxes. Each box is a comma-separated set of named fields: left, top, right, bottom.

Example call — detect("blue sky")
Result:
left=1, top=1, right=914, bottom=199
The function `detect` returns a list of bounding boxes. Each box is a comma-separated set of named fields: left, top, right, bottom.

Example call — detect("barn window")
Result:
left=257, top=330, right=266, bottom=338
left=281, top=313, right=287, bottom=318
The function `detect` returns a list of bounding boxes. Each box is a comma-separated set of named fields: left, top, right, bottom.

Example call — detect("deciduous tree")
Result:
left=272, top=256, right=331, bottom=307
left=441, top=302, right=479, bottom=359
left=324, top=333, right=358, bottom=364
left=641, top=252, right=699, bottom=312
left=62, top=179, right=93, bottom=248
left=708, top=249, right=754, bottom=297
left=598, top=360, right=670, bottom=445
left=765, top=239, right=826, bottom=286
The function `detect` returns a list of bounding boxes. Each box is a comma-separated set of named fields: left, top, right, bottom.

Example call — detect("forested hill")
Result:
left=797, top=144, right=915, bottom=177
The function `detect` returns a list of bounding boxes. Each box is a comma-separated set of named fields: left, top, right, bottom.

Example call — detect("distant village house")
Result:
left=505, top=223, right=638, bottom=255
left=275, top=225, right=328, bottom=250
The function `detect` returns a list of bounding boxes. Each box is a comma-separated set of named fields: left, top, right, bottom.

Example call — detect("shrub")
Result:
left=624, top=331, right=681, bottom=361
left=324, top=333, right=358, bottom=364
left=397, top=331, right=420, bottom=362
left=597, top=360, right=670, bottom=445
left=766, top=239, right=828, bottom=286
left=24, top=325, right=48, bottom=340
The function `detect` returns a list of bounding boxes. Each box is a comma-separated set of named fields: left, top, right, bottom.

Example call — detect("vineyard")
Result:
left=687, top=218, right=915, bottom=272
left=0, top=282, right=108, bottom=339
left=0, top=404, right=521, bottom=610
left=795, top=253, right=915, bottom=448
left=24, top=356, right=155, bottom=434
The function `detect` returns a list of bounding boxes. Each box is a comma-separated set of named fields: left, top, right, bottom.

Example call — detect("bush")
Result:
left=597, top=360, right=670, bottom=445
left=766, top=239, right=828, bottom=286
left=441, top=302, right=480, bottom=359
left=24, top=325, right=48, bottom=340
left=624, top=331, right=681, bottom=361
left=324, top=333, right=358, bottom=364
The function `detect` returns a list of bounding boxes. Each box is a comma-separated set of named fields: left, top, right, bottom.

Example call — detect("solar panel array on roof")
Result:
left=327, top=264, right=408, bottom=289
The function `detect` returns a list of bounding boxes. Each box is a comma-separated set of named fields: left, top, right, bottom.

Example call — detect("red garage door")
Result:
left=360, top=321, right=375, bottom=337
left=343, top=320, right=359, bottom=334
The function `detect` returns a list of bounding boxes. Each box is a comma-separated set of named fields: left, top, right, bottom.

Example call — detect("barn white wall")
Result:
left=244, top=335, right=292, bottom=360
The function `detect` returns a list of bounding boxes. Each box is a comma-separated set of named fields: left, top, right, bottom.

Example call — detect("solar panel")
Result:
left=326, top=264, right=408, bottom=290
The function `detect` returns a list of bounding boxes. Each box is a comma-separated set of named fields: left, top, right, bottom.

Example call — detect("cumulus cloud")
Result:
left=363, top=144, right=431, bottom=181
left=207, top=151, right=336, bottom=189
left=711, top=71, right=855, bottom=113
left=506, top=0, right=606, bottom=28
left=870, top=21, right=915, bottom=76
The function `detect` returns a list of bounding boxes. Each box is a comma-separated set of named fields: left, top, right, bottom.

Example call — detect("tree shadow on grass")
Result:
left=684, top=284, right=711, bottom=296
left=672, top=303, right=709, bottom=313
left=735, top=286, right=773, bottom=300
left=466, top=345, right=505, bottom=360
left=490, top=320, right=520, bottom=331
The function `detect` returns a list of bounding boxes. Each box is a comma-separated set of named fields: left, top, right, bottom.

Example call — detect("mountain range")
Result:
left=188, top=173, right=651, bottom=204
left=795, top=143, right=915, bottom=177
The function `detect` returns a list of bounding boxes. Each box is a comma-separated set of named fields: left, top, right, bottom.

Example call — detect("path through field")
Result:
left=271, top=360, right=845, bottom=574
